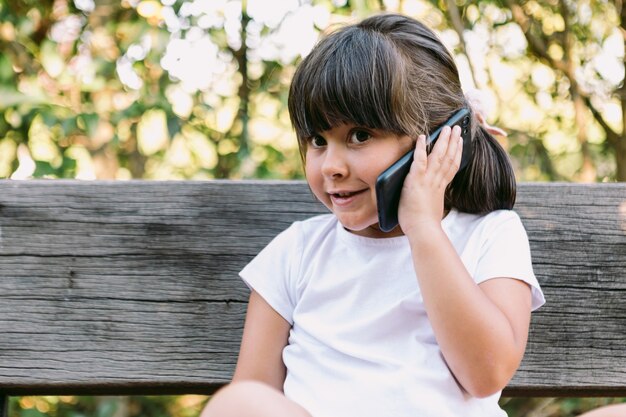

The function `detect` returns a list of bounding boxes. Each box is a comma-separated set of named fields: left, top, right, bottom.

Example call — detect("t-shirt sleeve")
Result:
left=474, top=211, right=545, bottom=311
left=239, top=222, right=302, bottom=324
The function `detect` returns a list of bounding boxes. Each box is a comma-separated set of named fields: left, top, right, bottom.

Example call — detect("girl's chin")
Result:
left=335, top=216, right=372, bottom=233
left=340, top=222, right=363, bottom=231
left=340, top=220, right=402, bottom=238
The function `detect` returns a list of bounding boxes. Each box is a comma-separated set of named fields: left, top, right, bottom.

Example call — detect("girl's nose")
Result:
left=321, top=146, right=349, bottom=179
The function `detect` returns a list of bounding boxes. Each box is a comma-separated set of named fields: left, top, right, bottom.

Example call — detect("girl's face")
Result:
left=305, top=123, right=413, bottom=238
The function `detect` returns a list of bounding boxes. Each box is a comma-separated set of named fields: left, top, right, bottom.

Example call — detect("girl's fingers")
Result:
left=411, top=126, right=462, bottom=185
left=427, top=125, right=461, bottom=182
left=410, top=134, right=427, bottom=174
left=427, top=126, right=451, bottom=173
left=443, top=126, right=463, bottom=182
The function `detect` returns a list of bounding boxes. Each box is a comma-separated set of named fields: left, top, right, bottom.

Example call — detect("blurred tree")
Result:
left=437, top=0, right=624, bottom=181
left=0, top=0, right=623, bottom=181
left=0, top=0, right=317, bottom=180
left=505, top=0, right=625, bottom=181
left=8, top=395, right=208, bottom=417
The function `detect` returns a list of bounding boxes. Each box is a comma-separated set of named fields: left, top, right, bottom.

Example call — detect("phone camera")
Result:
left=462, top=116, right=470, bottom=126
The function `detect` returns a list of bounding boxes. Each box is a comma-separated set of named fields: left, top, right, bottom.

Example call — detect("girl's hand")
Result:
left=397, top=125, right=463, bottom=237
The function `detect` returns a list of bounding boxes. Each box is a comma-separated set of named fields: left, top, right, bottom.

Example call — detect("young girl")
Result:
left=202, top=13, right=544, bottom=417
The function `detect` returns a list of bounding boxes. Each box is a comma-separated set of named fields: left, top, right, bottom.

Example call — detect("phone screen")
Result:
left=375, top=108, right=472, bottom=232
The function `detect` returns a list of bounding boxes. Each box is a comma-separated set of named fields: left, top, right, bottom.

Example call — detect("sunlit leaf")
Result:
left=78, top=112, right=99, bottom=137
left=0, top=88, right=45, bottom=109
left=137, top=108, right=169, bottom=155
left=0, top=53, right=14, bottom=82
left=40, top=40, right=64, bottom=77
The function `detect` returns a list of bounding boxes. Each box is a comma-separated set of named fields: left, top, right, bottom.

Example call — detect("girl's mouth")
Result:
left=330, top=189, right=365, bottom=197
left=329, top=189, right=367, bottom=205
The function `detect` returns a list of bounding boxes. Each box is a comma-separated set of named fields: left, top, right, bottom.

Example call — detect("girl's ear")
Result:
left=475, top=111, right=507, bottom=137
left=465, top=88, right=507, bottom=137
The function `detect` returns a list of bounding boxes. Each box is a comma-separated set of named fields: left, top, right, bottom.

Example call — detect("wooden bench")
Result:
left=0, top=180, right=624, bottom=415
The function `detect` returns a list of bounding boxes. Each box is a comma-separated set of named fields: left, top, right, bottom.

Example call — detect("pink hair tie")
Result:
left=464, top=89, right=507, bottom=137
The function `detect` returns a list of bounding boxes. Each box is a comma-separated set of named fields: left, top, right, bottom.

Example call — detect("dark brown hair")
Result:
left=288, top=13, right=515, bottom=214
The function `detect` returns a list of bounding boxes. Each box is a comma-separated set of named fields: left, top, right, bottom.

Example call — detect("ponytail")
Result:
left=445, top=125, right=516, bottom=214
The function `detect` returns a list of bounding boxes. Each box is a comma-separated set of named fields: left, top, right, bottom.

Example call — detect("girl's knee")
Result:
left=216, top=380, right=276, bottom=401
left=202, top=381, right=264, bottom=416
left=577, top=404, right=626, bottom=417
left=202, top=381, right=309, bottom=417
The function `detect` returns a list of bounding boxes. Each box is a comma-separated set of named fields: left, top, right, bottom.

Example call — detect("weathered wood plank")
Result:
left=512, top=183, right=626, bottom=396
left=0, top=180, right=624, bottom=396
left=0, top=181, right=322, bottom=395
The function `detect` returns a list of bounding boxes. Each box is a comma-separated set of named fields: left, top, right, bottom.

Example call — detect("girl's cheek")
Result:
left=304, top=157, right=318, bottom=179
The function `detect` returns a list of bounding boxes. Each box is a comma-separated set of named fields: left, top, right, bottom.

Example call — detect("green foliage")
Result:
left=7, top=395, right=626, bottom=417
left=8, top=396, right=208, bottom=417
left=0, top=0, right=623, bottom=181
left=438, top=0, right=624, bottom=181
left=501, top=397, right=626, bottom=417
left=0, top=0, right=307, bottom=180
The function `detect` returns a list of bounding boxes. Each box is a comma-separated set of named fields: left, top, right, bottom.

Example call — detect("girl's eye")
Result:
left=349, top=130, right=372, bottom=144
left=308, top=135, right=326, bottom=148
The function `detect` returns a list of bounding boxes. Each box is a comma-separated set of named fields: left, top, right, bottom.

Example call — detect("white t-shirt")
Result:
left=240, top=209, right=545, bottom=417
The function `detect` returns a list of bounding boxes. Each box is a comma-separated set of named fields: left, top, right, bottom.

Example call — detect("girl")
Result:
left=202, top=13, right=545, bottom=417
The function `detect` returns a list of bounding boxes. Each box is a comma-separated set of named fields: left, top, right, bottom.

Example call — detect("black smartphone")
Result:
left=375, top=108, right=472, bottom=232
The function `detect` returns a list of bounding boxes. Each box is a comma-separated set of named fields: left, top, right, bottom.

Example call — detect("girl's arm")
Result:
left=399, top=126, right=533, bottom=398
left=408, top=225, right=531, bottom=397
left=232, top=289, right=291, bottom=391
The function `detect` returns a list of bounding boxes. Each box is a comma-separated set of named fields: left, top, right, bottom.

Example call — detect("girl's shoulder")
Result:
left=449, top=208, right=522, bottom=228
left=445, top=208, right=527, bottom=242
left=279, top=213, right=337, bottom=244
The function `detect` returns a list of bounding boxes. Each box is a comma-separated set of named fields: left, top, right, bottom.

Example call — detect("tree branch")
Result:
left=505, top=0, right=622, bottom=149
left=503, top=0, right=569, bottom=75
left=445, top=0, right=479, bottom=88
left=582, top=96, right=621, bottom=147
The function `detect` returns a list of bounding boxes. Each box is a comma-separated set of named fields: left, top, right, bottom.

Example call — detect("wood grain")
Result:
left=0, top=180, right=624, bottom=396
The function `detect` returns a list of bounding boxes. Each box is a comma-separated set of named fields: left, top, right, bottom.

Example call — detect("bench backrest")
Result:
left=0, top=181, right=624, bottom=397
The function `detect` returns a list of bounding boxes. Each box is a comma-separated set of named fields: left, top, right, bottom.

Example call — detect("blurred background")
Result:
left=1, top=0, right=625, bottom=182
left=0, top=0, right=624, bottom=416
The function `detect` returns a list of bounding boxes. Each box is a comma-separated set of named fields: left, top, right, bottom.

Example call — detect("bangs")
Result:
left=288, top=26, right=408, bottom=141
